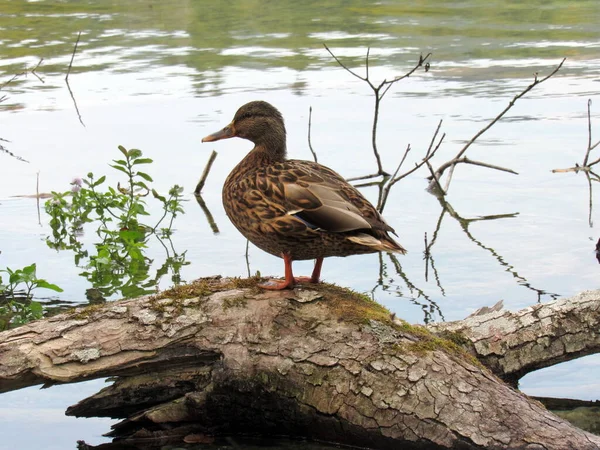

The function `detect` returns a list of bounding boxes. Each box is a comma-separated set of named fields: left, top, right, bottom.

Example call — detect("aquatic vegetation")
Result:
left=0, top=263, right=62, bottom=330
left=45, top=145, right=187, bottom=300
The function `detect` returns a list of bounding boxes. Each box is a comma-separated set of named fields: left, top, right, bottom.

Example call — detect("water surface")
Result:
left=1, top=1, right=600, bottom=447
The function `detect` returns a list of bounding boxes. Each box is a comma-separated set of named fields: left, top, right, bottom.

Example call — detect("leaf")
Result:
left=136, top=172, right=153, bottom=182
left=112, top=159, right=127, bottom=166
left=134, top=181, right=149, bottom=191
left=152, top=189, right=166, bottom=202
left=109, top=164, right=130, bottom=176
left=93, top=175, right=106, bottom=187
left=95, top=257, right=111, bottom=265
left=28, top=301, right=43, bottom=316
left=118, top=145, right=128, bottom=157
left=34, top=280, right=64, bottom=292
left=22, top=263, right=36, bottom=275
left=132, top=158, right=153, bottom=165
left=128, top=149, right=143, bottom=159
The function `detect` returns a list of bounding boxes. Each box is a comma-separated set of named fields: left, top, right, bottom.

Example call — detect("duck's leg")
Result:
left=293, top=257, right=324, bottom=284
left=259, top=252, right=296, bottom=290
left=310, top=257, right=324, bottom=283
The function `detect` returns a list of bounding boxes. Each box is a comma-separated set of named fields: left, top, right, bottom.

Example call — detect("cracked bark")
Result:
left=0, top=278, right=598, bottom=450
left=429, top=290, right=600, bottom=386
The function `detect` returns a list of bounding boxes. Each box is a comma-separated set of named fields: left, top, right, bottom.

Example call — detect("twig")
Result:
left=425, top=161, right=445, bottom=196
left=586, top=171, right=593, bottom=228
left=193, top=194, right=219, bottom=234
left=0, top=140, right=29, bottom=163
left=552, top=99, right=600, bottom=227
left=36, top=171, right=41, bottom=226
left=65, top=32, right=85, bottom=127
left=583, top=99, right=593, bottom=166
left=459, top=59, right=564, bottom=163
left=245, top=239, right=251, bottom=278
left=31, top=58, right=45, bottom=83
left=378, top=122, right=444, bottom=212
left=66, top=32, right=81, bottom=81
left=386, top=253, right=444, bottom=324
left=307, top=106, right=318, bottom=163
left=324, top=44, right=431, bottom=179
left=66, top=79, right=85, bottom=127
left=194, top=150, right=218, bottom=195
left=432, top=194, right=559, bottom=302
left=431, top=59, right=565, bottom=193
left=423, top=210, right=447, bottom=297
left=347, top=172, right=385, bottom=182
left=424, top=233, right=429, bottom=282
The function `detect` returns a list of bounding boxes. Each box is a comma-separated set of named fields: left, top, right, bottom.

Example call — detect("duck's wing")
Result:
left=254, top=160, right=395, bottom=235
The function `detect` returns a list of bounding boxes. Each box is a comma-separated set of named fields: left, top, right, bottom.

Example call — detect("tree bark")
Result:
left=429, top=290, right=600, bottom=386
left=1, top=277, right=599, bottom=450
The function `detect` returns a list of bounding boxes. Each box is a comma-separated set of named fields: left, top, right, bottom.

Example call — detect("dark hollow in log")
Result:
left=1, top=277, right=599, bottom=450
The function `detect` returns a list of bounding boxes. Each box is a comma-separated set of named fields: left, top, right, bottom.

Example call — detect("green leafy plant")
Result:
left=45, top=145, right=187, bottom=300
left=0, top=263, right=63, bottom=330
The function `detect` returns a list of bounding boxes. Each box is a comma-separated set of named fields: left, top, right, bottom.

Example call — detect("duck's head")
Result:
left=202, top=101, right=287, bottom=157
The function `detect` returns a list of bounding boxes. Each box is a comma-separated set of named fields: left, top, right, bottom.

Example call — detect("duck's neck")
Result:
left=226, top=141, right=287, bottom=187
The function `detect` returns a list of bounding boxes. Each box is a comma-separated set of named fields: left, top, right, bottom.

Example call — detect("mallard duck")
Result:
left=202, top=101, right=406, bottom=290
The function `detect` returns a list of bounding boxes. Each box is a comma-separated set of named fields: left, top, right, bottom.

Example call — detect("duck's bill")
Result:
left=202, top=123, right=235, bottom=142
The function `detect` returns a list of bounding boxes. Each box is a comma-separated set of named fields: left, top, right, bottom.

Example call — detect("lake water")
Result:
left=1, top=1, right=600, bottom=448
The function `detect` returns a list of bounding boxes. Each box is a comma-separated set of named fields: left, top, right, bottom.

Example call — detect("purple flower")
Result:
left=71, top=177, right=83, bottom=187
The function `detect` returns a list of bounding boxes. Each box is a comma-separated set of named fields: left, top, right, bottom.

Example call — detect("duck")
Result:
left=202, top=100, right=406, bottom=290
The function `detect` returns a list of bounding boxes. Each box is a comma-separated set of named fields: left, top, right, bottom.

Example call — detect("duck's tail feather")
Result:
left=347, top=233, right=407, bottom=254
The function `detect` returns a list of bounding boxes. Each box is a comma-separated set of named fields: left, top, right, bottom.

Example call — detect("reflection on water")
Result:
left=2, top=1, right=600, bottom=448
left=1, top=0, right=599, bottom=107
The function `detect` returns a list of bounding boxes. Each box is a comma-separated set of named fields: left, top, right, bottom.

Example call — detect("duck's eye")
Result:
left=236, top=113, right=252, bottom=121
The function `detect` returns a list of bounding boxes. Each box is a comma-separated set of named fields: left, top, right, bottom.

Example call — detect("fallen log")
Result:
left=1, top=277, right=599, bottom=450
left=430, top=291, right=600, bottom=386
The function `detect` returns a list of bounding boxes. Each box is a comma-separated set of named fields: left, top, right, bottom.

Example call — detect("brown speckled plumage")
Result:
left=202, top=101, right=405, bottom=289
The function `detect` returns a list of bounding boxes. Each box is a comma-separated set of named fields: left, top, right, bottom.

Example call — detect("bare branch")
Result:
left=435, top=157, right=518, bottom=178
left=378, top=126, right=445, bottom=211
left=325, top=45, right=432, bottom=179
left=425, top=119, right=444, bottom=159
left=193, top=194, right=219, bottom=234
left=0, top=140, right=29, bottom=163
left=194, top=150, right=218, bottom=195
left=64, top=32, right=85, bottom=127
left=307, top=106, right=318, bottom=163
left=425, top=161, right=445, bottom=196
left=583, top=99, right=592, bottom=166
left=347, top=172, right=384, bottom=182
left=432, top=59, right=565, bottom=192
left=66, top=31, right=82, bottom=81
left=389, top=144, right=412, bottom=182
left=31, top=58, right=45, bottom=83
left=245, top=239, right=251, bottom=278
left=323, top=44, right=368, bottom=84
left=457, top=59, right=565, bottom=162
left=443, top=163, right=456, bottom=193
left=380, top=52, right=432, bottom=99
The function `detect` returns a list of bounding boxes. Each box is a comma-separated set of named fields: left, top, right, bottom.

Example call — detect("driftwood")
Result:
left=430, top=291, right=600, bottom=386
left=1, top=277, right=599, bottom=450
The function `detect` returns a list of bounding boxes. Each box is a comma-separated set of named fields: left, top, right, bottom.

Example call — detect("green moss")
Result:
left=146, top=296, right=185, bottom=320
left=393, top=319, right=434, bottom=339
left=152, top=278, right=216, bottom=301
left=437, top=329, right=472, bottom=347
left=401, top=334, right=483, bottom=368
left=222, top=295, right=248, bottom=310
left=316, top=282, right=392, bottom=325
left=226, top=275, right=264, bottom=289
left=307, top=283, right=482, bottom=368
left=69, top=303, right=105, bottom=321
